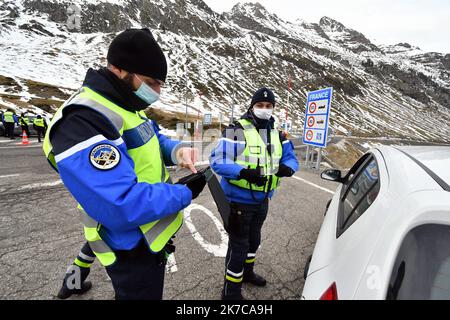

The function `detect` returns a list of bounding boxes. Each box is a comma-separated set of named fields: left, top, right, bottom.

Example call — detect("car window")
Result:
left=337, top=157, right=380, bottom=237
left=341, top=153, right=371, bottom=192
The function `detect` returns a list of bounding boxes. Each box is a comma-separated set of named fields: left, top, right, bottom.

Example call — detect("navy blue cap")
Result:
left=250, top=87, right=275, bottom=108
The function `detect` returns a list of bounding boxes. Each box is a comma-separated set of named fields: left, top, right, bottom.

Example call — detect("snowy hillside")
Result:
left=0, top=0, right=449, bottom=142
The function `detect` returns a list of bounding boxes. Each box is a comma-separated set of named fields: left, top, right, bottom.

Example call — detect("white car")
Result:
left=302, top=146, right=450, bottom=300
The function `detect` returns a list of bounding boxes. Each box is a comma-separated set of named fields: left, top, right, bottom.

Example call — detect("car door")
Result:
left=304, top=152, right=386, bottom=299
left=306, top=153, right=373, bottom=275
left=330, top=152, right=386, bottom=298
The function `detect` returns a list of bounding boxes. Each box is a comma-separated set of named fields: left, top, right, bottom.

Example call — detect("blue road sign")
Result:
left=203, top=113, right=212, bottom=125
left=302, top=87, right=333, bottom=148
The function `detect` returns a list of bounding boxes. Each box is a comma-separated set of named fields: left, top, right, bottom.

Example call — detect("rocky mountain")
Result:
left=0, top=0, right=449, bottom=142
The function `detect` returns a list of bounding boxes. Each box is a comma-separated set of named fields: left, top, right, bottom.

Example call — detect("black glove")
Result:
left=239, top=168, right=267, bottom=187
left=275, top=164, right=294, bottom=178
left=177, top=173, right=206, bottom=200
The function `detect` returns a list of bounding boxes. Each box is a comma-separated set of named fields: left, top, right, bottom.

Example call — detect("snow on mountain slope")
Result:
left=0, top=0, right=449, bottom=142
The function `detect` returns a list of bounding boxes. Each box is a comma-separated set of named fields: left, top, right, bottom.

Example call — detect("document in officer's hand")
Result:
left=176, top=167, right=231, bottom=231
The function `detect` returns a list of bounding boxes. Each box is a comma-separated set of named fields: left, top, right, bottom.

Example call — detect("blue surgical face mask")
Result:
left=133, top=75, right=160, bottom=105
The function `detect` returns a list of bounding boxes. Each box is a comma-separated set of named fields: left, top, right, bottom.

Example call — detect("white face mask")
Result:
left=253, top=107, right=273, bottom=120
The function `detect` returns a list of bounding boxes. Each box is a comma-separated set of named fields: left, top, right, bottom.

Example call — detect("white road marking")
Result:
left=0, top=174, right=20, bottom=179
left=292, top=175, right=335, bottom=195
left=166, top=254, right=178, bottom=273
left=183, top=203, right=229, bottom=257
left=0, top=144, right=42, bottom=149
left=17, top=180, right=63, bottom=190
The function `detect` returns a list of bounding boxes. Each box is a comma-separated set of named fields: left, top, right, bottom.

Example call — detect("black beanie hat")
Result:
left=107, top=28, right=168, bottom=82
left=250, top=87, right=276, bottom=108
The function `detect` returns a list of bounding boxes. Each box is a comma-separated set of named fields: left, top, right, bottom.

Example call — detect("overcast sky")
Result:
left=203, top=0, right=450, bottom=54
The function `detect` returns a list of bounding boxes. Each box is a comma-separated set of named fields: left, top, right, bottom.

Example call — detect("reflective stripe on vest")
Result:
left=81, top=211, right=116, bottom=266
left=228, top=119, right=282, bottom=192
left=3, top=112, right=14, bottom=123
left=44, top=86, right=183, bottom=266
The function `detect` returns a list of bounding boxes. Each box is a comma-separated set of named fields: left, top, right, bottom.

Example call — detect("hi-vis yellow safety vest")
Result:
left=3, top=111, right=14, bottom=123
left=43, top=87, right=183, bottom=266
left=228, top=119, right=283, bottom=192
left=20, top=117, right=30, bottom=126
left=33, top=118, right=45, bottom=127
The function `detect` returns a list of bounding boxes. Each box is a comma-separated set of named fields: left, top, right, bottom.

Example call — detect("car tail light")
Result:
left=320, top=282, right=338, bottom=300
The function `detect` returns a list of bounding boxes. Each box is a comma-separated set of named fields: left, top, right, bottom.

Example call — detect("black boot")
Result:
left=221, top=279, right=245, bottom=300
left=57, top=281, right=92, bottom=299
left=243, top=263, right=267, bottom=287
left=56, top=266, right=92, bottom=299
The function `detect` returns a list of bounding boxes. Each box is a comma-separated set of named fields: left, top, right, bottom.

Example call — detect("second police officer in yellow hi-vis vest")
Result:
left=210, top=88, right=299, bottom=300
left=19, top=113, right=30, bottom=138
left=33, top=115, right=47, bottom=142
left=43, top=29, right=206, bottom=300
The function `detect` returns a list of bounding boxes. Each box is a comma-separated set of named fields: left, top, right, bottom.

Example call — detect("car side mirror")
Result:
left=321, top=169, right=344, bottom=183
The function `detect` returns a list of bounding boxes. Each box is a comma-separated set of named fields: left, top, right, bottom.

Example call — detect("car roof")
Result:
left=372, top=145, right=450, bottom=195
left=395, top=146, right=450, bottom=188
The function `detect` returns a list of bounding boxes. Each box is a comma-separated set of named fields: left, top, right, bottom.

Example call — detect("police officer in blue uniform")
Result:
left=47, top=29, right=206, bottom=300
left=210, top=88, right=299, bottom=300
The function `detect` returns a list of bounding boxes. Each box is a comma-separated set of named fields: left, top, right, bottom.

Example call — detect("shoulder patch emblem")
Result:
left=89, top=144, right=121, bottom=170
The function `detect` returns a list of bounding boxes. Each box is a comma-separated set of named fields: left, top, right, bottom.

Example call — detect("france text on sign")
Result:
left=303, top=87, right=333, bottom=148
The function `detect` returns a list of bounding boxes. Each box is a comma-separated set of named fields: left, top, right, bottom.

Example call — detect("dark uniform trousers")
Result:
left=224, top=198, right=269, bottom=295
left=62, top=240, right=167, bottom=300
left=34, top=127, right=45, bottom=142
left=105, top=240, right=167, bottom=300
left=5, top=122, right=15, bottom=138
left=21, top=125, right=30, bottom=137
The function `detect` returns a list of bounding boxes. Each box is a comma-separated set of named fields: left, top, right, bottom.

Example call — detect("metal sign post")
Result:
left=316, top=148, right=322, bottom=171
left=302, top=87, right=333, bottom=171
left=305, top=145, right=310, bottom=167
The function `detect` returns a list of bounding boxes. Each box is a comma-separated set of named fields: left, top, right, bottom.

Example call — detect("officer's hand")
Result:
left=239, top=169, right=267, bottom=187
left=182, top=175, right=206, bottom=200
left=176, top=147, right=199, bottom=173
left=275, top=164, right=295, bottom=178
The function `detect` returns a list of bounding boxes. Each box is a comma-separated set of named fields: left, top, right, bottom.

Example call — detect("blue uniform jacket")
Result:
left=210, top=112, right=299, bottom=205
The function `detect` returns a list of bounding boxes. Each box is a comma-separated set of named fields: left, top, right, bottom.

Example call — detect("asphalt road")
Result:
left=0, top=136, right=339, bottom=300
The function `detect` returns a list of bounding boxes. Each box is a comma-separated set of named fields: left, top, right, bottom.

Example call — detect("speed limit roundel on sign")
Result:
left=309, top=102, right=317, bottom=114
left=306, top=130, right=313, bottom=141
left=307, top=116, right=315, bottom=127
